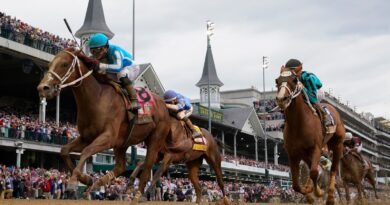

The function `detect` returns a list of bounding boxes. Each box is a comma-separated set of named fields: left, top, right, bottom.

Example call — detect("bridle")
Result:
left=277, top=70, right=304, bottom=108
left=48, top=50, right=93, bottom=90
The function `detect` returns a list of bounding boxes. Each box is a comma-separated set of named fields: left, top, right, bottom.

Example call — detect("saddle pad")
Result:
left=135, top=87, right=156, bottom=124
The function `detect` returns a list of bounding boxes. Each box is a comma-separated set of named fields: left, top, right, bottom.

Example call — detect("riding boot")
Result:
left=183, top=117, right=202, bottom=139
left=313, top=103, right=332, bottom=131
left=120, top=77, right=140, bottom=111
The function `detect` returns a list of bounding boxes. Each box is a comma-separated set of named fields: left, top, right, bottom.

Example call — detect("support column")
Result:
left=56, top=93, right=60, bottom=126
left=16, top=147, right=24, bottom=168
left=274, top=143, right=279, bottom=165
left=222, top=130, right=225, bottom=156
left=254, top=136, right=258, bottom=161
left=233, top=129, right=238, bottom=160
left=40, top=98, right=47, bottom=123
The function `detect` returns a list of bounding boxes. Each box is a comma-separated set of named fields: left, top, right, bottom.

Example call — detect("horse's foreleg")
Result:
left=88, top=147, right=127, bottom=194
left=310, top=147, right=323, bottom=198
left=343, top=179, right=351, bottom=203
left=68, top=132, right=112, bottom=189
left=60, top=137, right=92, bottom=187
left=327, top=138, right=343, bottom=205
left=290, top=157, right=310, bottom=194
left=186, top=158, right=204, bottom=205
left=366, top=170, right=379, bottom=199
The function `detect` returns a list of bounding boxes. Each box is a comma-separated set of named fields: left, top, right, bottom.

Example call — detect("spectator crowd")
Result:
left=0, top=11, right=77, bottom=55
left=0, top=164, right=301, bottom=203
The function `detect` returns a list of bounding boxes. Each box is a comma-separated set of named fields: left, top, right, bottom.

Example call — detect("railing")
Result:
left=0, top=127, right=71, bottom=146
left=0, top=29, right=63, bottom=55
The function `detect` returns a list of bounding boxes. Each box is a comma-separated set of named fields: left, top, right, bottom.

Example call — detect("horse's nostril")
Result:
left=43, top=86, right=50, bottom=91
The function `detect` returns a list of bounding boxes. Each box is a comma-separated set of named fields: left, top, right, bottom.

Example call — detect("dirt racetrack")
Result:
left=1, top=199, right=390, bottom=205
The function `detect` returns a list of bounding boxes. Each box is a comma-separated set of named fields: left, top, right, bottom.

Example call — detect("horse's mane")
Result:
left=62, top=47, right=112, bottom=83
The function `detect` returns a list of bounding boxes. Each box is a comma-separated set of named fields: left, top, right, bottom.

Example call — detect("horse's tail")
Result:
left=214, top=136, right=228, bottom=152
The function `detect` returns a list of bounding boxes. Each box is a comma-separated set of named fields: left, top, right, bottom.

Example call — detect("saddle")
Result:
left=177, top=120, right=208, bottom=152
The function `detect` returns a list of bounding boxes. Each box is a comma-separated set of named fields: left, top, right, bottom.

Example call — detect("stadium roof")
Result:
left=221, top=107, right=265, bottom=138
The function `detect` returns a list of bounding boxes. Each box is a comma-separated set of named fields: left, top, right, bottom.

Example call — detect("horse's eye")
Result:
left=62, top=63, right=68, bottom=68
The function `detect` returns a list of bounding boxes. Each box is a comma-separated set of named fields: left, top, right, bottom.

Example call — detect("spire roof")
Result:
left=196, top=45, right=223, bottom=87
left=75, top=0, right=114, bottom=39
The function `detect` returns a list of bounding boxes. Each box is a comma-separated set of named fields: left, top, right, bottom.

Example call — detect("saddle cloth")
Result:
left=109, top=81, right=155, bottom=124
left=323, top=106, right=336, bottom=134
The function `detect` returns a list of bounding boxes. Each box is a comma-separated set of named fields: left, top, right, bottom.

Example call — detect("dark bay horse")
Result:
left=275, top=66, right=346, bottom=205
left=129, top=116, right=230, bottom=205
left=37, top=48, right=171, bottom=192
left=338, top=149, right=378, bottom=203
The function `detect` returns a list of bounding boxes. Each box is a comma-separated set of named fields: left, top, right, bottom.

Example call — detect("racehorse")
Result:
left=128, top=116, right=230, bottom=205
left=338, top=148, right=378, bottom=203
left=37, top=48, right=171, bottom=193
left=275, top=66, right=346, bottom=205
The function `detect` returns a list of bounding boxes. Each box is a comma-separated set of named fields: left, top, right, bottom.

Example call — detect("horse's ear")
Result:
left=280, top=65, right=286, bottom=73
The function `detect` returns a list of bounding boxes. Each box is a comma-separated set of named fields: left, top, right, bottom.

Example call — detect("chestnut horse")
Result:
left=37, top=48, right=171, bottom=193
left=338, top=149, right=378, bottom=203
left=275, top=67, right=346, bottom=205
left=128, top=116, right=230, bottom=205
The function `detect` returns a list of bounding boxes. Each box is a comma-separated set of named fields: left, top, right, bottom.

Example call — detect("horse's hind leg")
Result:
left=186, top=157, right=204, bottom=205
left=145, top=154, right=173, bottom=194
left=205, top=146, right=230, bottom=205
left=60, top=137, right=92, bottom=188
left=126, top=160, right=144, bottom=193
left=327, top=136, right=344, bottom=205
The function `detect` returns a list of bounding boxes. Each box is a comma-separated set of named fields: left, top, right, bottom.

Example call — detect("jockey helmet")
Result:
left=345, top=132, right=353, bottom=141
left=164, top=90, right=178, bottom=103
left=89, top=33, right=109, bottom=49
left=285, top=59, right=302, bottom=71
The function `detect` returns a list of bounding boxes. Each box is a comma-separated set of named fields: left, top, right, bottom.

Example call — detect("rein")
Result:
left=48, top=50, right=93, bottom=90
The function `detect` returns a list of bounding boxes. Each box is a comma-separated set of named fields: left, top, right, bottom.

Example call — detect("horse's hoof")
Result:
left=314, top=185, right=324, bottom=197
left=306, top=194, right=315, bottom=204
left=223, top=196, right=231, bottom=205
left=326, top=198, right=335, bottom=205
left=302, top=185, right=313, bottom=194
left=130, top=191, right=142, bottom=205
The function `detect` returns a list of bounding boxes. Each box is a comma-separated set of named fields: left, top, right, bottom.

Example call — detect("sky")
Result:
left=1, top=0, right=390, bottom=118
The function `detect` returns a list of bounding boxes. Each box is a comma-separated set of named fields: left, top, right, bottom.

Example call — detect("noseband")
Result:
left=48, top=50, right=93, bottom=90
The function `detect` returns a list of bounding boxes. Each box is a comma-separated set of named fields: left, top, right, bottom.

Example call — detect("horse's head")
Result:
left=37, top=48, right=93, bottom=99
left=275, top=66, right=304, bottom=110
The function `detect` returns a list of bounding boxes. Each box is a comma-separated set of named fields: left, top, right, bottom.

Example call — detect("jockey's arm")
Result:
left=166, top=104, right=180, bottom=111
left=99, top=50, right=128, bottom=73
left=356, top=143, right=363, bottom=153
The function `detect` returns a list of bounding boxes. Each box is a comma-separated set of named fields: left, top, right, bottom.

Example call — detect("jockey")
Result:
left=163, top=90, right=202, bottom=139
left=344, top=132, right=367, bottom=168
left=284, top=59, right=332, bottom=129
left=88, top=33, right=139, bottom=111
